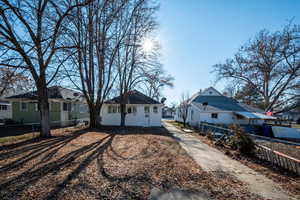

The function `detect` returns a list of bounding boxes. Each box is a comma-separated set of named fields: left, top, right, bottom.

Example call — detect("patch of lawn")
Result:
left=0, top=132, right=38, bottom=145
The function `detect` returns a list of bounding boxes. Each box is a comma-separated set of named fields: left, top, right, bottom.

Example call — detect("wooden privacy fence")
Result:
left=198, top=122, right=300, bottom=175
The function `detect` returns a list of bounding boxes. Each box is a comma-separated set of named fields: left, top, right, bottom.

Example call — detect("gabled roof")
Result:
left=6, top=86, right=83, bottom=101
left=105, top=90, right=160, bottom=104
left=192, top=95, right=248, bottom=111
left=238, top=102, right=264, bottom=113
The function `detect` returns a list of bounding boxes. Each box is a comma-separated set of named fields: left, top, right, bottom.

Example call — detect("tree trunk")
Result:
left=37, top=83, right=51, bottom=138
left=89, top=104, right=101, bottom=128
left=183, top=119, right=186, bottom=127
left=120, top=103, right=126, bottom=127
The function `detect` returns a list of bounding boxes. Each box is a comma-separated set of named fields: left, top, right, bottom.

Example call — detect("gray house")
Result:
left=6, top=86, right=89, bottom=126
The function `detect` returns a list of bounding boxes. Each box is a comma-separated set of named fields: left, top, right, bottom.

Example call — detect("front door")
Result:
left=145, top=113, right=150, bottom=127
left=61, top=102, right=70, bottom=126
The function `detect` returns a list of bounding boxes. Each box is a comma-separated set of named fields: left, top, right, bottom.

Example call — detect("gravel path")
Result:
left=163, top=121, right=294, bottom=200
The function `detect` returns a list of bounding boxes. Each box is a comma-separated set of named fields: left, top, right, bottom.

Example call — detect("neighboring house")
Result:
left=279, top=109, right=300, bottom=123
left=0, top=100, right=12, bottom=120
left=162, top=106, right=175, bottom=118
left=175, top=87, right=275, bottom=126
left=0, top=88, right=17, bottom=120
left=6, top=86, right=89, bottom=126
left=101, top=90, right=162, bottom=127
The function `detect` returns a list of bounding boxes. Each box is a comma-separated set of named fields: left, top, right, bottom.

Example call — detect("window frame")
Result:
left=132, top=106, right=137, bottom=113
left=63, top=102, right=71, bottom=111
left=20, top=102, right=28, bottom=112
left=112, top=106, right=117, bottom=113
left=153, top=106, right=158, bottom=113
left=0, top=105, right=8, bottom=111
left=211, top=113, right=218, bottom=119
left=144, top=106, right=150, bottom=113
left=108, top=105, right=112, bottom=113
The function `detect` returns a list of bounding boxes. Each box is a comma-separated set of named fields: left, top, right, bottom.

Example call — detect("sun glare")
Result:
left=142, top=37, right=154, bottom=53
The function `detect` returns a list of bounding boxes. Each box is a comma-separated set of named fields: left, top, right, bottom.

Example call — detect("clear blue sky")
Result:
left=158, top=0, right=300, bottom=105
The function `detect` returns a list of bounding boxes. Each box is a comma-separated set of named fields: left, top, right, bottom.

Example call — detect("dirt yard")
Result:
left=0, top=126, right=262, bottom=200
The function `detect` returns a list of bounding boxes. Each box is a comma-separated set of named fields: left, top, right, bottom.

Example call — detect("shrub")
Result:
left=228, top=124, right=255, bottom=155
left=206, top=131, right=214, bottom=140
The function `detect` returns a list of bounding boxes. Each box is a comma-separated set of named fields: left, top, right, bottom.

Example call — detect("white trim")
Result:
left=35, top=103, right=38, bottom=111
left=0, top=104, right=8, bottom=111
left=20, top=102, right=28, bottom=112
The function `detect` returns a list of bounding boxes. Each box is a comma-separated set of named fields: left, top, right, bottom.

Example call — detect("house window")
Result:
left=127, top=107, right=132, bottom=113
left=0, top=105, right=7, bottom=111
left=112, top=106, right=117, bottom=113
left=20, top=102, right=28, bottom=111
left=127, top=106, right=137, bottom=114
left=63, top=102, right=71, bottom=111
left=191, top=110, right=194, bottom=120
left=153, top=106, right=158, bottom=113
left=211, top=113, right=218, bottom=119
left=144, top=106, right=150, bottom=113
left=108, top=105, right=120, bottom=113
left=79, top=104, right=88, bottom=113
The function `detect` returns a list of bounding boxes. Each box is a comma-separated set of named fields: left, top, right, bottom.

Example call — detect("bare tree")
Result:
left=115, top=0, right=159, bottom=127
left=234, top=83, right=265, bottom=109
left=0, top=0, right=91, bottom=137
left=214, top=23, right=300, bottom=113
left=0, top=67, right=34, bottom=97
left=63, top=0, right=133, bottom=128
left=222, top=83, right=237, bottom=98
left=178, top=92, right=190, bottom=127
left=141, top=65, right=174, bottom=101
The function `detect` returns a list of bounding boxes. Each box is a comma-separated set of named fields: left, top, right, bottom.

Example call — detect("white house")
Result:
left=175, top=87, right=276, bottom=126
left=101, top=90, right=162, bottom=127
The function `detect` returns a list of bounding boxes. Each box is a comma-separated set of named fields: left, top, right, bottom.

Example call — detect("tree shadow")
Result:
left=0, top=128, right=89, bottom=171
left=0, top=126, right=190, bottom=199
left=0, top=129, right=113, bottom=199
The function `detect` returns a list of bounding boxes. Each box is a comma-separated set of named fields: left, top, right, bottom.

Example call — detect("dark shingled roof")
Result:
left=105, top=90, right=160, bottom=104
left=6, top=86, right=83, bottom=101
left=193, top=95, right=247, bottom=111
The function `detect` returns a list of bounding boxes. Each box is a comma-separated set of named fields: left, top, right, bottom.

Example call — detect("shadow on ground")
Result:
left=0, top=126, right=193, bottom=200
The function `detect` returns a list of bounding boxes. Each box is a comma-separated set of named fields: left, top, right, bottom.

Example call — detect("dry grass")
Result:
left=256, top=140, right=300, bottom=160
left=0, top=126, right=263, bottom=200
left=0, top=132, right=39, bottom=144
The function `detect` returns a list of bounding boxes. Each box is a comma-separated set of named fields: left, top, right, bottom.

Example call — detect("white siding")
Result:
left=198, top=112, right=235, bottom=124
left=101, top=104, right=162, bottom=127
left=175, top=104, right=265, bottom=126
left=200, top=87, right=221, bottom=96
